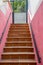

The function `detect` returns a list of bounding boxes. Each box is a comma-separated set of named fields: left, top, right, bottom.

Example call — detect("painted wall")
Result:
left=28, top=0, right=42, bottom=20
left=0, top=1, right=9, bottom=15
left=30, top=1, right=43, bottom=65
left=0, top=2, right=12, bottom=59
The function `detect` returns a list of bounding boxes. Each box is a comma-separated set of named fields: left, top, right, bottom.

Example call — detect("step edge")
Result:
left=0, top=59, right=37, bottom=63
left=2, top=52, right=35, bottom=55
left=4, top=46, right=33, bottom=48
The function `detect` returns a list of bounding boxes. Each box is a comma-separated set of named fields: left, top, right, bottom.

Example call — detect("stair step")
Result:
left=8, top=34, right=31, bottom=37
left=9, top=30, right=30, bottom=31
left=10, top=25, right=29, bottom=27
left=6, top=41, right=32, bottom=43
left=10, top=27, right=29, bottom=29
left=4, top=46, right=33, bottom=48
left=8, top=32, right=30, bottom=34
left=10, top=24, right=28, bottom=27
left=2, top=52, right=35, bottom=54
left=4, top=46, right=34, bottom=52
left=9, top=27, right=29, bottom=29
left=7, top=37, right=31, bottom=39
left=8, top=31, right=30, bottom=34
left=8, top=33, right=31, bottom=36
left=10, top=26, right=29, bottom=29
left=10, top=24, right=28, bottom=26
left=9, top=29, right=30, bottom=32
left=5, top=41, right=32, bottom=46
left=2, top=52, right=35, bottom=59
left=0, top=59, right=37, bottom=65
left=10, top=26, right=29, bottom=28
left=7, top=37, right=32, bottom=41
left=9, top=30, right=30, bottom=32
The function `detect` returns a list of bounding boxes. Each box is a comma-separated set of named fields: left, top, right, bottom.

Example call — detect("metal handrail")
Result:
left=30, top=23, right=41, bottom=63
left=0, top=13, right=11, bottom=43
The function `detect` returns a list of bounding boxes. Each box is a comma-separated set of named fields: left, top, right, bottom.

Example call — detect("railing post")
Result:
left=26, top=0, right=28, bottom=23
left=12, top=0, right=14, bottom=24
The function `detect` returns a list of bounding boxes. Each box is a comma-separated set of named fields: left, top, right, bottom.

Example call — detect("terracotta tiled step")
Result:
left=7, top=37, right=32, bottom=41
left=9, top=30, right=30, bottom=32
left=11, top=24, right=28, bottom=26
left=10, top=26, right=29, bottom=28
left=2, top=52, right=35, bottom=59
left=0, top=60, right=37, bottom=65
left=9, top=26, right=29, bottom=29
left=10, top=24, right=28, bottom=25
left=10, top=26, right=29, bottom=29
left=8, top=33, right=31, bottom=37
left=8, top=32, right=30, bottom=34
left=9, top=30, right=30, bottom=34
left=10, top=26, right=29, bottom=30
left=8, top=32, right=30, bottom=35
left=9, top=28, right=29, bottom=31
left=11, top=24, right=28, bottom=25
left=5, top=41, right=32, bottom=46
left=8, top=32, right=31, bottom=35
left=4, top=46, right=34, bottom=52
left=10, top=24, right=29, bottom=27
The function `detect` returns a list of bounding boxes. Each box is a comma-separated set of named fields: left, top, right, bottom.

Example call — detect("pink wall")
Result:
left=0, top=3, right=12, bottom=59
left=29, top=1, right=43, bottom=65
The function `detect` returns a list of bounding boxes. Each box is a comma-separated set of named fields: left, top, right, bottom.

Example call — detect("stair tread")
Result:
left=2, top=52, right=35, bottom=54
left=10, top=28, right=29, bottom=29
left=9, top=30, right=30, bottom=31
left=11, top=24, right=28, bottom=27
left=8, top=33, right=30, bottom=34
left=6, top=41, right=32, bottom=43
left=0, top=59, right=37, bottom=63
left=7, top=37, right=32, bottom=38
left=4, top=46, right=33, bottom=48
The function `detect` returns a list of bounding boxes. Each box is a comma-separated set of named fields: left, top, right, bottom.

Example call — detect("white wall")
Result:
left=0, top=0, right=9, bottom=15
left=28, top=0, right=42, bottom=20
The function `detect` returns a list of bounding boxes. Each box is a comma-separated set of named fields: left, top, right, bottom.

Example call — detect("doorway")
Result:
left=10, top=0, right=28, bottom=24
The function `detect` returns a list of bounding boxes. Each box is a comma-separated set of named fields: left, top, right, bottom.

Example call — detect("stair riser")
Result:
left=0, top=63, right=36, bottom=65
left=4, top=48, right=34, bottom=52
left=11, top=24, right=28, bottom=25
left=9, top=28, right=29, bottom=30
left=11, top=25, right=29, bottom=26
left=9, top=31, right=30, bottom=34
left=5, top=43, right=32, bottom=46
left=9, top=26, right=29, bottom=29
left=2, top=54, right=35, bottom=59
left=7, top=38, right=32, bottom=41
left=8, top=34, right=31, bottom=37
left=10, top=25, right=29, bottom=27
left=11, top=25, right=29, bottom=27
left=8, top=33, right=31, bottom=36
left=8, top=32, right=30, bottom=34
left=10, top=27, right=29, bottom=29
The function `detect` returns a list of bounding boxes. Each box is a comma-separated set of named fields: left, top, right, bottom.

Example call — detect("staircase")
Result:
left=0, top=24, right=37, bottom=65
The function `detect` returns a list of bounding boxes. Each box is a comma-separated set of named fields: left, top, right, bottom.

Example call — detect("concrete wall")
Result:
left=30, top=1, right=43, bottom=65
left=0, top=2, right=12, bottom=59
